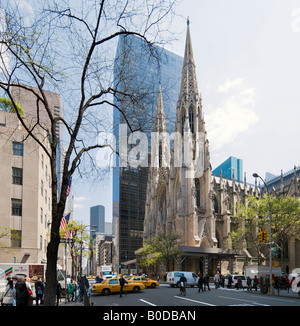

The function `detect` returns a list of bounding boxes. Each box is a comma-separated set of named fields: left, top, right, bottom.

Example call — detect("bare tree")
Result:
left=0, top=0, right=177, bottom=305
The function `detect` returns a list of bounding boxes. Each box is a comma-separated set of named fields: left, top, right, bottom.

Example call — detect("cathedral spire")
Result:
left=154, top=82, right=166, bottom=133
left=180, top=17, right=198, bottom=97
left=177, top=18, right=200, bottom=135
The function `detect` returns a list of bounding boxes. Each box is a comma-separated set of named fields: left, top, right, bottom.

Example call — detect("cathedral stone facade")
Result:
left=143, top=21, right=261, bottom=275
left=143, top=21, right=300, bottom=276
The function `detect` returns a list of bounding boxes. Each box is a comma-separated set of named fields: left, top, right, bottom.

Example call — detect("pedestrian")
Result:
left=1, top=279, right=16, bottom=306
left=214, top=272, right=220, bottom=289
left=35, top=277, right=44, bottom=306
left=95, top=275, right=101, bottom=283
left=253, top=275, right=258, bottom=292
left=247, top=276, right=252, bottom=291
left=14, top=277, right=21, bottom=290
left=285, top=275, right=290, bottom=292
left=274, top=276, right=280, bottom=295
left=56, top=278, right=62, bottom=306
left=16, top=281, right=30, bottom=306
left=119, top=274, right=128, bottom=297
left=179, top=273, right=187, bottom=296
left=68, top=279, right=75, bottom=302
left=220, top=274, right=225, bottom=288
left=78, top=276, right=85, bottom=301
left=236, top=277, right=242, bottom=290
left=227, top=274, right=233, bottom=288
left=197, top=275, right=204, bottom=293
left=25, top=278, right=33, bottom=306
left=203, top=274, right=210, bottom=291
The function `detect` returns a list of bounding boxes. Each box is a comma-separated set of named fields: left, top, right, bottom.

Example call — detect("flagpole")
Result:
left=65, top=241, right=67, bottom=305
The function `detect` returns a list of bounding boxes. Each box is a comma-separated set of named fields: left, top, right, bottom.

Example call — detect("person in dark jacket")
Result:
left=228, top=274, right=233, bottom=288
left=56, top=279, right=62, bottom=306
left=179, top=274, right=187, bottom=296
left=203, top=274, right=210, bottom=291
left=16, top=281, right=29, bottom=306
left=119, top=275, right=128, bottom=297
left=197, top=275, right=204, bottom=292
left=35, top=277, right=44, bottom=306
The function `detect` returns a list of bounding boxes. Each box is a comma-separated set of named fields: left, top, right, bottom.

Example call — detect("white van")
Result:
left=166, top=271, right=199, bottom=287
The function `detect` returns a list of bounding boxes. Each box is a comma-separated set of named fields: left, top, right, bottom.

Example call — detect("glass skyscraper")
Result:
left=212, top=156, right=243, bottom=183
left=113, top=34, right=183, bottom=268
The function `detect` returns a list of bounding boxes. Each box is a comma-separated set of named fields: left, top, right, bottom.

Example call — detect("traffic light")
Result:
left=262, top=231, right=268, bottom=242
left=258, top=230, right=268, bottom=242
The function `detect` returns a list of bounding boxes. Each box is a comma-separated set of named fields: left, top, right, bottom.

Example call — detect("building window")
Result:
left=40, top=235, right=43, bottom=250
left=181, top=112, right=185, bottom=136
left=11, top=199, right=22, bottom=216
left=41, top=180, right=43, bottom=196
left=11, top=230, right=21, bottom=248
left=13, top=142, right=23, bottom=156
left=189, top=106, right=194, bottom=133
left=41, top=208, right=43, bottom=223
left=12, top=167, right=23, bottom=185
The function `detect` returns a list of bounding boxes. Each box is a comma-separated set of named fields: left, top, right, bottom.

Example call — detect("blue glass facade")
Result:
left=90, top=205, right=105, bottom=234
left=113, top=34, right=183, bottom=265
left=212, top=156, right=243, bottom=183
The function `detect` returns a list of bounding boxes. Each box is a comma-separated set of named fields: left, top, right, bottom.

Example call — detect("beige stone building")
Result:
left=0, top=110, right=52, bottom=264
left=0, top=86, right=73, bottom=274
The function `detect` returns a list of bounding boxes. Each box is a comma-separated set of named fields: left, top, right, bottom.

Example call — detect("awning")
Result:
left=179, top=246, right=241, bottom=257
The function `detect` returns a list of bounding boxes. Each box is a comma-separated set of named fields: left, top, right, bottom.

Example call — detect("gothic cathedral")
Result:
left=144, top=20, right=260, bottom=275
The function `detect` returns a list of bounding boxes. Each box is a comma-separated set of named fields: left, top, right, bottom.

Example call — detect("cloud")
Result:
left=15, top=0, right=34, bottom=16
left=75, top=196, right=90, bottom=202
left=74, top=196, right=90, bottom=209
left=218, top=78, right=244, bottom=93
left=206, top=78, right=259, bottom=150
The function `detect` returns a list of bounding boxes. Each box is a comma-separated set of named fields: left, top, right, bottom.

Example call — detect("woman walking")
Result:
left=1, top=279, right=16, bottom=306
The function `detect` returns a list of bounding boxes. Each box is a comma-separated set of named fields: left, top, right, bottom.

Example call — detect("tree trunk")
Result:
left=44, top=235, right=60, bottom=306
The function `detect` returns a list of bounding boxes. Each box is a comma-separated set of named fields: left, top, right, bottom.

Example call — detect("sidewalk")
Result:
left=212, top=284, right=300, bottom=299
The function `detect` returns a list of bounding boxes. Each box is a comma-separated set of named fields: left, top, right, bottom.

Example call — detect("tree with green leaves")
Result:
left=0, top=97, right=25, bottom=117
left=229, top=194, right=300, bottom=267
left=138, top=233, right=181, bottom=273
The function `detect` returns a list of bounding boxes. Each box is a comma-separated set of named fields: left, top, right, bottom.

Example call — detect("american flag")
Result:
left=66, top=176, right=72, bottom=197
left=60, top=213, right=71, bottom=238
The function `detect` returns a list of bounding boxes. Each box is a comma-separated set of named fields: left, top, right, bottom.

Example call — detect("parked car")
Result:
left=225, top=275, right=248, bottom=289
left=91, top=277, right=145, bottom=295
left=166, top=271, right=199, bottom=287
left=126, top=276, right=159, bottom=288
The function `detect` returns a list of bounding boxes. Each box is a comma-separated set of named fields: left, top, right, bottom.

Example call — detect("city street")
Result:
left=88, top=284, right=300, bottom=307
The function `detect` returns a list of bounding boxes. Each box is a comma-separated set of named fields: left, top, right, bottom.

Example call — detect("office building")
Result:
left=90, top=205, right=105, bottom=234
left=212, top=156, right=243, bottom=183
left=11, top=86, right=64, bottom=191
left=0, top=110, right=52, bottom=264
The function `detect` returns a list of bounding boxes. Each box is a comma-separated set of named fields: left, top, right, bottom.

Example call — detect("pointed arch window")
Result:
left=181, top=111, right=186, bottom=136
left=195, top=178, right=200, bottom=208
left=189, top=106, right=194, bottom=133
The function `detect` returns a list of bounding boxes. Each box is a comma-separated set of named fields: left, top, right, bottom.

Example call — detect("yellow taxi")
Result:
left=126, top=276, right=159, bottom=288
left=91, top=277, right=146, bottom=295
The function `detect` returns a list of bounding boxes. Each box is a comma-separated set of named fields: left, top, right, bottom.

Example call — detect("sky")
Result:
left=9, top=0, right=300, bottom=225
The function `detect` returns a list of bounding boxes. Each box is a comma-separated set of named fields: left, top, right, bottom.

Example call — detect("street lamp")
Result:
left=252, top=173, right=273, bottom=294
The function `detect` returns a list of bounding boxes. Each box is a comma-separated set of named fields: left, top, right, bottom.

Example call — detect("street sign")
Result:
left=60, top=238, right=73, bottom=244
